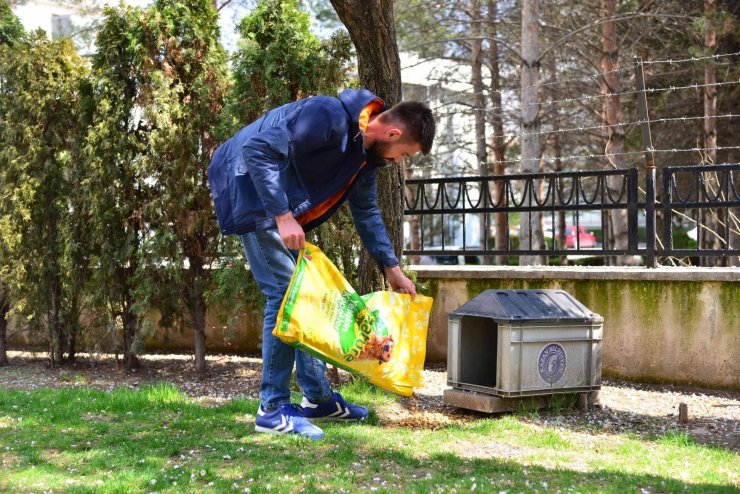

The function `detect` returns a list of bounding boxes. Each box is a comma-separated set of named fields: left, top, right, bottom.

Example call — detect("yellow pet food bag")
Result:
left=273, top=243, right=432, bottom=396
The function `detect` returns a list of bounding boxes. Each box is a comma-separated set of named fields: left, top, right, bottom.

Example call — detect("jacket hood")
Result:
left=338, top=89, right=387, bottom=123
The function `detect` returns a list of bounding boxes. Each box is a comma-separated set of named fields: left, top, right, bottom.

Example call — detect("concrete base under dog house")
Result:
left=443, top=387, right=601, bottom=413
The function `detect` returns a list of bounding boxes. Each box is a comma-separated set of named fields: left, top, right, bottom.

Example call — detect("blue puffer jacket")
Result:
left=207, top=89, right=399, bottom=269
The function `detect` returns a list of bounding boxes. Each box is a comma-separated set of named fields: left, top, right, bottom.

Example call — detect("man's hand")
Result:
left=384, top=265, right=416, bottom=299
left=275, top=212, right=305, bottom=250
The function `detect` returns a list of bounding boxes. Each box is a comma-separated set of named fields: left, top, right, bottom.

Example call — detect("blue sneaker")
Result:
left=254, top=404, right=324, bottom=440
left=301, top=392, right=369, bottom=421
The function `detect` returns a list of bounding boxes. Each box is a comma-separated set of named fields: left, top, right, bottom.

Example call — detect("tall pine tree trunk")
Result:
left=50, top=279, right=64, bottom=366
left=122, top=292, right=141, bottom=371
left=471, top=0, right=490, bottom=261
left=189, top=262, right=207, bottom=378
left=520, top=0, right=545, bottom=265
left=62, top=290, right=80, bottom=364
left=488, top=0, right=507, bottom=265
left=545, top=57, right=567, bottom=264
left=701, top=0, right=725, bottom=266
left=330, top=0, right=403, bottom=293
left=554, top=134, right=567, bottom=263
left=114, top=261, right=140, bottom=371
left=48, top=213, right=64, bottom=366
left=66, top=318, right=77, bottom=363
left=601, top=0, right=631, bottom=265
left=120, top=218, right=141, bottom=371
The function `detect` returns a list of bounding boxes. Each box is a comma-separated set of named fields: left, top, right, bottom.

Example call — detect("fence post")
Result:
left=634, top=57, right=657, bottom=268
left=662, top=167, right=673, bottom=253
left=628, top=168, right=639, bottom=252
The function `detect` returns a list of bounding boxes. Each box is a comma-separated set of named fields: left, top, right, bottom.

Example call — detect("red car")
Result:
left=565, top=226, right=597, bottom=248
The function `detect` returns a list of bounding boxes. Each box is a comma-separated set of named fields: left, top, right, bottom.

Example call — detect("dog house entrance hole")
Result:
left=458, top=315, right=497, bottom=389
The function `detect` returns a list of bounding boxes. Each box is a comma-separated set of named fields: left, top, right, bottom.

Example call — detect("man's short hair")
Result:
left=380, top=101, right=436, bottom=155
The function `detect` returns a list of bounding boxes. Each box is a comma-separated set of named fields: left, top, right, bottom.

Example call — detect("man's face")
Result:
left=367, top=138, right=422, bottom=165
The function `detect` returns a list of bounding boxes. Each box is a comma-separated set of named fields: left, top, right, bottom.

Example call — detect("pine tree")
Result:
left=0, top=33, right=89, bottom=365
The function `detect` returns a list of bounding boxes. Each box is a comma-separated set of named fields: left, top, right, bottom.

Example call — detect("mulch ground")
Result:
left=1, top=351, right=738, bottom=451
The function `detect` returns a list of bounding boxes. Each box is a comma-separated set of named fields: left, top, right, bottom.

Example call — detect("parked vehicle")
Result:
left=564, top=226, right=597, bottom=248
left=418, top=254, right=460, bottom=265
left=416, top=245, right=482, bottom=265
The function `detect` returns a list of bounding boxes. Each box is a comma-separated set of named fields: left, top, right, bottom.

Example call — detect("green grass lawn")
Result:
left=0, top=382, right=737, bottom=493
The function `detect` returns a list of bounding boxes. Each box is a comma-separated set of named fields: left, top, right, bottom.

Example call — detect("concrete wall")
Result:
left=8, top=266, right=738, bottom=390
left=414, top=266, right=739, bottom=390
left=144, top=309, right=263, bottom=355
left=8, top=307, right=264, bottom=356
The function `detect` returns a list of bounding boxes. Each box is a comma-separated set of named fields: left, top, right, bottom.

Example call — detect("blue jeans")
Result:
left=239, top=229, right=333, bottom=410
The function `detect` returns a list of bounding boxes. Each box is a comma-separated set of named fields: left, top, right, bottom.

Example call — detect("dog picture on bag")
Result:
left=336, top=301, right=395, bottom=364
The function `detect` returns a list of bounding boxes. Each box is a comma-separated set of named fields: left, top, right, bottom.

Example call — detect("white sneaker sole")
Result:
left=254, top=425, right=324, bottom=440
left=306, top=415, right=368, bottom=422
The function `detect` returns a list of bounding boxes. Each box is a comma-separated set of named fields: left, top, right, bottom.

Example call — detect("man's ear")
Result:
left=385, top=127, right=403, bottom=141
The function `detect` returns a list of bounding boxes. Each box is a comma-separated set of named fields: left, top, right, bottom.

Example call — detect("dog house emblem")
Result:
left=538, top=343, right=566, bottom=385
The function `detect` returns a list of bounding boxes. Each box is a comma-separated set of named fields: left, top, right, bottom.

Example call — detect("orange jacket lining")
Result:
left=297, top=99, right=384, bottom=226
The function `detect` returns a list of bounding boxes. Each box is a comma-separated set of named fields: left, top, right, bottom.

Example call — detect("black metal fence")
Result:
left=660, top=164, right=740, bottom=259
left=403, top=163, right=740, bottom=266
left=402, top=53, right=740, bottom=267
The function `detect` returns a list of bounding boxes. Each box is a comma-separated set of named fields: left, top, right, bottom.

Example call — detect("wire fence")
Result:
left=402, top=51, right=740, bottom=266
left=407, top=52, right=739, bottom=174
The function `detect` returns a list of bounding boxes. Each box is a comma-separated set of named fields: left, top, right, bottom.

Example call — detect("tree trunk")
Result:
left=122, top=299, right=140, bottom=371
left=66, top=323, right=77, bottom=363
left=601, top=0, right=630, bottom=265
left=0, top=292, right=9, bottom=367
left=520, top=0, right=545, bottom=265
left=701, top=0, right=724, bottom=266
left=61, top=292, right=79, bottom=364
left=48, top=212, right=65, bottom=366
left=51, top=280, right=64, bottom=365
left=542, top=56, right=567, bottom=263
left=471, top=0, right=490, bottom=262
left=487, top=0, right=507, bottom=265
left=115, top=267, right=134, bottom=370
left=193, top=304, right=207, bottom=378
left=189, top=265, right=207, bottom=378
left=554, top=134, right=568, bottom=265
left=331, top=0, right=403, bottom=293
left=120, top=219, right=141, bottom=371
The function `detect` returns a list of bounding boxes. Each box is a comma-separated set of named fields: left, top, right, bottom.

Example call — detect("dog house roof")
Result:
left=449, top=289, right=602, bottom=323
